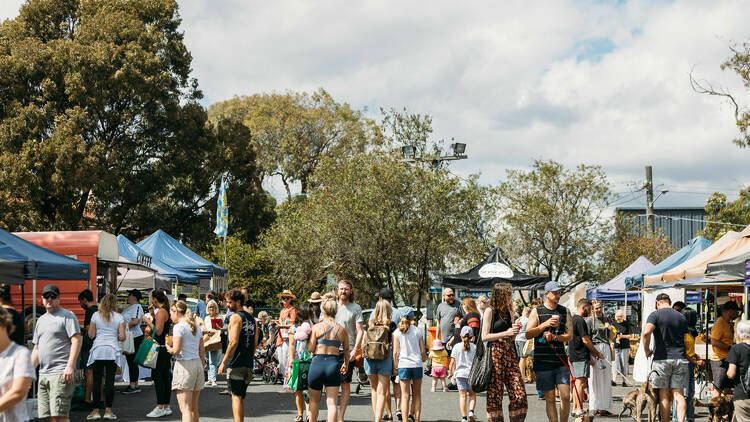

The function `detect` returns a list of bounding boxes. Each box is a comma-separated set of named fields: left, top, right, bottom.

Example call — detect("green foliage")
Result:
left=599, top=215, right=675, bottom=282
left=497, top=160, right=611, bottom=285
left=208, top=89, right=380, bottom=199
left=207, top=236, right=281, bottom=306
left=699, top=188, right=750, bottom=241
left=0, top=0, right=272, bottom=246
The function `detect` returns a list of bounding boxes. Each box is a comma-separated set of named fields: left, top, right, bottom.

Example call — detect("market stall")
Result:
left=117, top=234, right=194, bottom=291
left=625, top=235, right=712, bottom=289
left=442, top=247, right=549, bottom=292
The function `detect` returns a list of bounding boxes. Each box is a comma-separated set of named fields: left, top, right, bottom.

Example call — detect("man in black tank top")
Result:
left=218, top=289, right=259, bottom=422
left=525, top=281, right=574, bottom=422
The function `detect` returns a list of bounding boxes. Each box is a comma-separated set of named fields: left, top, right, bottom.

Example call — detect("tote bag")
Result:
left=134, top=337, right=159, bottom=369
left=289, top=349, right=312, bottom=391
left=469, top=311, right=495, bottom=393
left=120, top=328, right=135, bottom=354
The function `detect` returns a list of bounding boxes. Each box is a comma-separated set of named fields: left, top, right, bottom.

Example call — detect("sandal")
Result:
left=294, top=415, right=303, bottom=422
left=384, top=416, right=393, bottom=421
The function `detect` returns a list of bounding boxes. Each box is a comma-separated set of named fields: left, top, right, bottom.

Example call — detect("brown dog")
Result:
left=620, top=370, right=657, bottom=422
left=694, top=395, right=734, bottom=422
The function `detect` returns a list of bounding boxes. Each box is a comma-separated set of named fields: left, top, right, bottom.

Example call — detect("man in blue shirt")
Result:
left=196, top=293, right=207, bottom=319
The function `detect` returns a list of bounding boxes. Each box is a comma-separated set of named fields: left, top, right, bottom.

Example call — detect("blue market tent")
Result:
left=118, top=235, right=198, bottom=285
left=588, top=256, right=654, bottom=302
left=137, top=230, right=227, bottom=279
left=625, top=236, right=712, bottom=289
left=0, top=228, right=90, bottom=283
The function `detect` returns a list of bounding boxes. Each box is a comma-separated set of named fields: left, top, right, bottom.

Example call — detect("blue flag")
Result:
left=214, top=177, right=228, bottom=237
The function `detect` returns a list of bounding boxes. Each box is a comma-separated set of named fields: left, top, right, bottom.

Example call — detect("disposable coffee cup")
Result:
left=550, top=315, right=560, bottom=326
left=512, top=321, right=521, bottom=330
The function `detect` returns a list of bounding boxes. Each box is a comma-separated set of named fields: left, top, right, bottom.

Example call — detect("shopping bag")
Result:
left=120, top=328, right=135, bottom=354
left=469, top=341, right=492, bottom=393
left=290, top=349, right=312, bottom=391
left=134, top=337, right=159, bottom=369
left=204, top=331, right=222, bottom=352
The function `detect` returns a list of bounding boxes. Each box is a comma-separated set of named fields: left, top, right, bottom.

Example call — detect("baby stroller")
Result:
left=354, top=366, right=369, bottom=394
left=260, top=343, right=281, bottom=384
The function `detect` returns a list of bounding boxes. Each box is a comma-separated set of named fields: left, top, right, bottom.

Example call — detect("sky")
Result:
left=2, top=0, right=750, bottom=208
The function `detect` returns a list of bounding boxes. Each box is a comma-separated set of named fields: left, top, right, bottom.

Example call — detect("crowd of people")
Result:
left=1, top=279, right=749, bottom=422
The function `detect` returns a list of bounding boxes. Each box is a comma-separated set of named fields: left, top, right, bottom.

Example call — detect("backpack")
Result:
left=363, top=323, right=391, bottom=360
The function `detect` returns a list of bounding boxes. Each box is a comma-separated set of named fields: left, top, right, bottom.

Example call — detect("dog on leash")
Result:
left=619, top=370, right=658, bottom=422
left=694, top=394, right=734, bottom=422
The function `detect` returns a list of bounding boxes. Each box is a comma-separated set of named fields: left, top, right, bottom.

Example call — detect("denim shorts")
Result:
left=398, top=367, right=423, bottom=380
left=651, top=359, right=688, bottom=390
left=571, top=361, right=590, bottom=379
left=364, top=357, right=393, bottom=376
left=535, top=365, right=570, bottom=392
left=456, top=377, right=471, bottom=391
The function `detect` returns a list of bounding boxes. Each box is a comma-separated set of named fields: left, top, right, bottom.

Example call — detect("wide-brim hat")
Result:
left=278, top=289, right=297, bottom=300
left=432, top=339, right=444, bottom=350
left=308, top=291, right=323, bottom=303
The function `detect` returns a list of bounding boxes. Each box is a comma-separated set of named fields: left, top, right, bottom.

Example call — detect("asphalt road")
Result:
left=68, top=375, right=709, bottom=422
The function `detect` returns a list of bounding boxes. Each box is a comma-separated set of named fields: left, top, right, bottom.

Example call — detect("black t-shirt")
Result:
left=726, top=343, right=750, bottom=400
left=570, top=315, right=590, bottom=362
left=533, top=304, right=569, bottom=370
left=82, top=304, right=98, bottom=353
left=5, top=307, right=24, bottom=345
left=646, top=308, right=687, bottom=360
left=612, top=320, right=632, bottom=349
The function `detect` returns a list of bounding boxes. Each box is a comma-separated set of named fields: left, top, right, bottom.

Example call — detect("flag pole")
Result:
left=224, top=234, right=228, bottom=290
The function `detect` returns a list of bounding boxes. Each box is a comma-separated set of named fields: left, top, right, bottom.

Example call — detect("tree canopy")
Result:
left=699, top=188, right=750, bottom=241
left=0, top=0, right=271, bottom=246
left=598, top=215, right=675, bottom=282
left=497, top=160, right=611, bottom=285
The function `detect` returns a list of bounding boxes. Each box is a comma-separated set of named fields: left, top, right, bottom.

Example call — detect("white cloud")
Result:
left=2, top=0, right=749, bottom=206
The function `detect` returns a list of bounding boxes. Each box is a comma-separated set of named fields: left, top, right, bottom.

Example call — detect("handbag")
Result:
left=134, top=337, right=159, bottom=369
left=120, top=327, right=135, bottom=354
left=469, top=310, right=495, bottom=393
left=204, top=330, right=222, bottom=352
left=424, top=358, right=432, bottom=376
left=289, top=348, right=312, bottom=391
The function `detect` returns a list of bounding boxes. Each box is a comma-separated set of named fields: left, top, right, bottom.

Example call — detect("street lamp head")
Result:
left=451, top=143, right=466, bottom=155
left=401, top=145, right=416, bottom=159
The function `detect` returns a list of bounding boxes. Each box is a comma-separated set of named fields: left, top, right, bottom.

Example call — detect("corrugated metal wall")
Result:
left=617, top=207, right=706, bottom=248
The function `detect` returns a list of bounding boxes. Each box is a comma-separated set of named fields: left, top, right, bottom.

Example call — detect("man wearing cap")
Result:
left=709, top=301, right=740, bottom=399
left=643, top=293, right=688, bottom=422
left=31, top=284, right=82, bottom=422
left=435, top=288, right=464, bottom=352
left=525, top=281, right=574, bottom=422
left=122, top=289, right=145, bottom=394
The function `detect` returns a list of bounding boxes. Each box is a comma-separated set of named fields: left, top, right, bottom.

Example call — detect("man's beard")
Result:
left=582, top=310, right=590, bottom=317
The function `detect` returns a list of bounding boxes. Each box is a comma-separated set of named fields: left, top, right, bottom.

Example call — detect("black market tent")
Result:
left=0, top=228, right=90, bottom=283
left=442, top=247, right=549, bottom=290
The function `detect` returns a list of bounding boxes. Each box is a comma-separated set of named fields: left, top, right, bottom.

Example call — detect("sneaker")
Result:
left=611, top=381, right=617, bottom=386
left=103, top=410, right=117, bottom=420
left=622, top=381, right=627, bottom=387
left=146, top=408, right=168, bottom=418
left=461, top=418, right=468, bottom=422
left=408, top=415, right=415, bottom=422
left=122, top=386, right=141, bottom=395
left=210, top=381, right=217, bottom=387
left=396, top=411, right=402, bottom=421
left=468, top=410, right=476, bottom=422
left=164, top=407, right=173, bottom=416
left=86, top=410, right=102, bottom=420
left=430, top=387, right=436, bottom=392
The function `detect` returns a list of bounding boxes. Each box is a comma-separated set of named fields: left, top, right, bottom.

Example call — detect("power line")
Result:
left=632, top=213, right=747, bottom=228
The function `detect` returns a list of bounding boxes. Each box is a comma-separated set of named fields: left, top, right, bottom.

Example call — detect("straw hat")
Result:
left=278, top=289, right=297, bottom=300
left=308, top=291, right=323, bottom=303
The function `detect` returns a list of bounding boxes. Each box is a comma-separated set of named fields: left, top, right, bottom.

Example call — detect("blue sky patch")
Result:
left=573, top=38, right=616, bottom=63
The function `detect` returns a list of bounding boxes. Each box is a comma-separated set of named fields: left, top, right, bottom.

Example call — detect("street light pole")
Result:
left=400, top=142, right=468, bottom=167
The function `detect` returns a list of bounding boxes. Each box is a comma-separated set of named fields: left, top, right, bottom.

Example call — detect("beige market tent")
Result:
left=643, top=228, right=749, bottom=285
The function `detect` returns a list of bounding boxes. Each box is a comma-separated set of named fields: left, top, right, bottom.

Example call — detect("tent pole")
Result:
left=32, top=279, right=37, bottom=326
left=223, top=235, right=228, bottom=289
left=745, top=286, right=748, bottom=321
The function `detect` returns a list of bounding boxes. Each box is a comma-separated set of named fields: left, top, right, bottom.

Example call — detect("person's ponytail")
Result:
left=185, top=308, right=197, bottom=335
left=463, top=335, right=470, bottom=352
left=398, top=317, right=409, bottom=333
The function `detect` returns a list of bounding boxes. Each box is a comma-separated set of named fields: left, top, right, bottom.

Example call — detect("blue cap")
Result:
left=400, top=306, right=415, bottom=319
left=544, top=281, right=562, bottom=293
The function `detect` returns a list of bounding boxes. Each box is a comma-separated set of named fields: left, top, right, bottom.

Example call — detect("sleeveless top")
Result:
left=316, top=323, right=342, bottom=348
left=533, top=304, right=568, bottom=370
left=153, top=308, right=172, bottom=346
left=489, top=310, right=512, bottom=335
left=228, top=310, right=255, bottom=368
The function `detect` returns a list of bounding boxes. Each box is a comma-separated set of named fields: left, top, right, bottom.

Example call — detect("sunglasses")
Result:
left=446, top=294, right=454, bottom=297
left=282, top=297, right=292, bottom=300
left=43, top=293, right=58, bottom=299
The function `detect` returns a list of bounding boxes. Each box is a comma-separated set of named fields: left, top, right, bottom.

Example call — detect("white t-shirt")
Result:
left=0, top=343, right=36, bottom=422
left=173, top=321, right=201, bottom=360
left=393, top=325, right=424, bottom=368
left=515, top=315, right=529, bottom=341
left=88, top=312, right=125, bottom=365
left=122, top=304, right=144, bottom=337
left=450, top=342, right=476, bottom=379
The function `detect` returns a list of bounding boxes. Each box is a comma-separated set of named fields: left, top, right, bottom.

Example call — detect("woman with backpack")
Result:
left=364, top=300, right=397, bottom=422
left=726, top=319, right=750, bottom=421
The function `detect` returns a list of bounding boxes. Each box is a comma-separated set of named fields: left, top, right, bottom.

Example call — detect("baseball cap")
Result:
left=42, top=284, right=60, bottom=297
left=378, top=287, right=394, bottom=301
left=400, top=306, right=415, bottom=319
left=544, top=281, right=562, bottom=293
left=460, top=326, right=473, bottom=338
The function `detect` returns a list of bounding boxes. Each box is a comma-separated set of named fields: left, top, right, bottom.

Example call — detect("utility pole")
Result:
left=645, top=165, right=654, bottom=233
